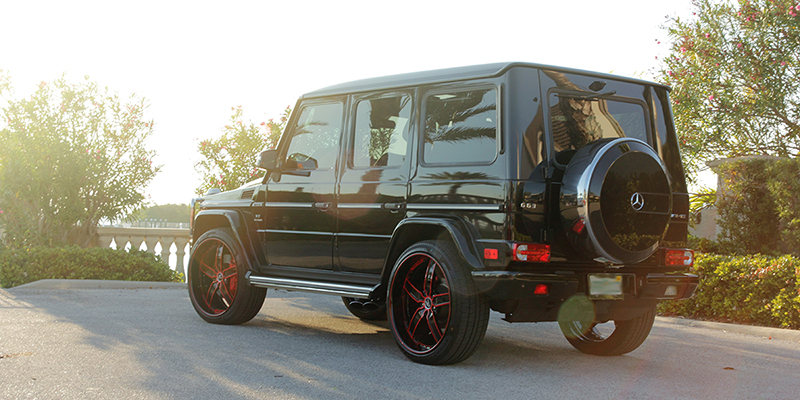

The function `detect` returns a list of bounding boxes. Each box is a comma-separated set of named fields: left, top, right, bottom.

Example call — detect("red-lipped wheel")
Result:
left=188, top=228, right=266, bottom=325
left=192, top=238, right=239, bottom=317
left=388, top=241, right=489, bottom=365
left=395, top=252, right=452, bottom=354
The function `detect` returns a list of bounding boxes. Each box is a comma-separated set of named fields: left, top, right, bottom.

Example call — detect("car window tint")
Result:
left=352, top=95, right=411, bottom=168
left=423, top=88, right=497, bottom=165
left=549, top=93, right=648, bottom=152
left=284, top=102, right=343, bottom=170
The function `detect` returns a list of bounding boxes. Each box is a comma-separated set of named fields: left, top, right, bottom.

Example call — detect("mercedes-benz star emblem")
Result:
left=630, top=192, right=645, bottom=211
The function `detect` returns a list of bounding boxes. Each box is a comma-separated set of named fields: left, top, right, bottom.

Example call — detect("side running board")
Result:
left=248, top=275, right=373, bottom=299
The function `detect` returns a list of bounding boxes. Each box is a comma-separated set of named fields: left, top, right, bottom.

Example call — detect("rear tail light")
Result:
left=665, top=249, right=694, bottom=267
left=512, top=243, right=551, bottom=262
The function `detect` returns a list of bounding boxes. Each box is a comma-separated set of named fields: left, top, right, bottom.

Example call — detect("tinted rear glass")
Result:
left=549, top=92, right=648, bottom=152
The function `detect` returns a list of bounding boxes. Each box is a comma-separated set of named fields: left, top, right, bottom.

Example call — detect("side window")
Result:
left=423, top=88, right=497, bottom=165
left=352, top=95, right=411, bottom=168
left=283, top=102, right=343, bottom=170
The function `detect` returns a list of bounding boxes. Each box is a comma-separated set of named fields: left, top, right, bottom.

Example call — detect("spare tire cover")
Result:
left=559, top=138, right=672, bottom=264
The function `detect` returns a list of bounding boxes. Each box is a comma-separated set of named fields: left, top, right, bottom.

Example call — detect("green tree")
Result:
left=715, top=158, right=781, bottom=255
left=711, top=158, right=800, bottom=256
left=0, top=72, right=160, bottom=248
left=659, top=0, right=800, bottom=181
left=195, top=105, right=289, bottom=195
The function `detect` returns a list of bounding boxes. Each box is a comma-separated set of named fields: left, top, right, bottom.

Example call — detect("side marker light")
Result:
left=572, top=218, right=586, bottom=234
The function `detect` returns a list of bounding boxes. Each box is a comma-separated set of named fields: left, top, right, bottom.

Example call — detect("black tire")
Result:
left=387, top=240, right=489, bottom=365
left=341, top=297, right=387, bottom=321
left=558, top=306, right=656, bottom=356
left=188, top=228, right=266, bottom=325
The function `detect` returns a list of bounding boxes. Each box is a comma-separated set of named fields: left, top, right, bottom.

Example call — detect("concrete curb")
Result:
left=657, top=316, right=800, bottom=342
left=9, top=279, right=186, bottom=290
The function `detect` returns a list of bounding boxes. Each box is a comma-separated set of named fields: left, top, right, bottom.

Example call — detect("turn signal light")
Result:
left=512, top=243, right=551, bottom=262
left=665, top=249, right=694, bottom=267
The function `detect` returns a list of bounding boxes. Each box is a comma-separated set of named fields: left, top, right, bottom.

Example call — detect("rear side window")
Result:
left=548, top=92, right=648, bottom=152
left=352, top=95, right=411, bottom=168
left=422, top=88, right=497, bottom=165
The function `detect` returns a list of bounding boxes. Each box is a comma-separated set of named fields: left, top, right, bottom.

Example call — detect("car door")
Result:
left=336, top=92, right=413, bottom=275
left=262, top=99, right=344, bottom=270
left=408, top=85, right=506, bottom=241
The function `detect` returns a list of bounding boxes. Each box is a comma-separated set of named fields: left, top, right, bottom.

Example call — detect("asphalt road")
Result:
left=2, top=284, right=800, bottom=400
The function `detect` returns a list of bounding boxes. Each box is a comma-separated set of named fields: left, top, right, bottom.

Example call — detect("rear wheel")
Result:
left=188, top=228, right=266, bottom=325
left=387, top=240, right=489, bottom=365
left=558, top=306, right=656, bottom=356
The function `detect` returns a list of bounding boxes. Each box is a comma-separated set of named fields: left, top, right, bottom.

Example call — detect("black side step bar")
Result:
left=248, top=275, right=373, bottom=299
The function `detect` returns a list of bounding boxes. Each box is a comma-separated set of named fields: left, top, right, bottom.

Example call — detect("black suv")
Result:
left=188, top=62, right=698, bottom=365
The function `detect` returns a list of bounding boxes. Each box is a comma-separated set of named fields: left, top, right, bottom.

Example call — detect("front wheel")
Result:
left=558, top=306, right=656, bottom=356
left=187, top=228, right=266, bottom=325
left=387, top=240, right=489, bottom=365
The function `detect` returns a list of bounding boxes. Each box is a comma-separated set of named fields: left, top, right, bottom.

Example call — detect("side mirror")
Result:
left=257, top=149, right=278, bottom=171
left=295, top=157, right=318, bottom=171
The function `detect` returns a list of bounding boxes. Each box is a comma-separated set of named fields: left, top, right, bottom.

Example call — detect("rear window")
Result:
left=548, top=92, right=648, bottom=153
left=352, top=95, right=411, bottom=168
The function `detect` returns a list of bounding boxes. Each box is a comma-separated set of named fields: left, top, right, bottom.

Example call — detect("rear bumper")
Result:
left=471, top=270, right=698, bottom=323
left=472, top=271, right=698, bottom=300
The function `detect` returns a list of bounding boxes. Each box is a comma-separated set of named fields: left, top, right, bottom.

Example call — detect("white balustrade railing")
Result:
left=97, top=227, right=191, bottom=279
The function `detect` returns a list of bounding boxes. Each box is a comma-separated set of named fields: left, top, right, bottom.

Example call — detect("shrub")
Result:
left=713, top=157, right=800, bottom=257
left=715, top=159, right=781, bottom=255
left=768, top=159, right=800, bottom=254
left=687, top=234, right=721, bottom=255
left=659, top=253, right=800, bottom=329
left=0, top=246, right=182, bottom=288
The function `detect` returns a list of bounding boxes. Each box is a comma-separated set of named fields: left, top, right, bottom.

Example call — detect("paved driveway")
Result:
left=2, top=284, right=800, bottom=399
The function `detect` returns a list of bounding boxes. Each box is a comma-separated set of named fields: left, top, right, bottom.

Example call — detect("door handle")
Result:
left=382, top=203, right=405, bottom=212
left=313, top=202, right=331, bottom=211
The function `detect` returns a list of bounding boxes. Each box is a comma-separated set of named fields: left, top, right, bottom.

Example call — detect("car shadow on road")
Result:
left=7, top=287, right=800, bottom=400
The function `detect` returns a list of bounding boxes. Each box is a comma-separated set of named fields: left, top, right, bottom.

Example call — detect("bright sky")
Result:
left=2, top=0, right=697, bottom=206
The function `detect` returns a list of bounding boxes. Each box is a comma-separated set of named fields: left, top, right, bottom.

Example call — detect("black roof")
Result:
left=301, top=62, right=669, bottom=98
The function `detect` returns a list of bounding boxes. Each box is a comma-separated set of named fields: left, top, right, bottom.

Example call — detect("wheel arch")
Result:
left=377, top=216, right=484, bottom=296
left=192, top=210, right=259, bottom=272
